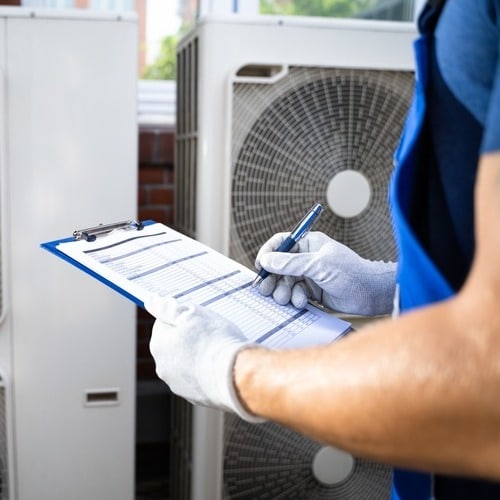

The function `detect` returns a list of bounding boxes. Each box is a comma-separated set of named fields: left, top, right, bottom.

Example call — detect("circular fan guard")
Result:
left=230, top=66, right=413, bottom=269
left=223, top=415, right=392, bottom=499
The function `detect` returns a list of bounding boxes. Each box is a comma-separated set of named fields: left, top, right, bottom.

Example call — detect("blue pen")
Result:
left=252, top=202, right=323, bottom=287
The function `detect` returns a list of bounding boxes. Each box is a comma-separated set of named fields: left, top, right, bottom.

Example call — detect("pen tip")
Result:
left=252, top=276, right=263, bottom=288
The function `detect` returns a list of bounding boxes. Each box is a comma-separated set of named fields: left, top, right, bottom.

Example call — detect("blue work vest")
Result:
left=389, top=3, right=452, bottom=499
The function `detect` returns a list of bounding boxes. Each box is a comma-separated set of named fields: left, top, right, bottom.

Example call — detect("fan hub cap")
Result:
left=312, top=445, right=355, bottom=486
left=326, top=169, right=371, bottom=219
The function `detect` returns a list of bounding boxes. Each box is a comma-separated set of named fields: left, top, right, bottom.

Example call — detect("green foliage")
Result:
left=142, top=34, right=177, bottom=80
left=260, top=0, right=377, bottom=17
left=142, top=1, right=380, bottom=80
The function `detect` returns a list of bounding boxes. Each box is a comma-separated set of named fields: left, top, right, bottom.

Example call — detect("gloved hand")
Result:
left=255, top=232, right=397, bottom=316
left=145, top=294, right=264, bottom=423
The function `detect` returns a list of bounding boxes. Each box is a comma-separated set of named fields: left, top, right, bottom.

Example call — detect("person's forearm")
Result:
left=234, top=292, right=500, bottom=479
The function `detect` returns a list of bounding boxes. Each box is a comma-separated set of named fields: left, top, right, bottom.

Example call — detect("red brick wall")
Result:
left=137, top=129, right=175, bottom=380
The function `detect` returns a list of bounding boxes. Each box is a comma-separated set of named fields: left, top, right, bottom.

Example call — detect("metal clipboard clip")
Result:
left=73, top=220, right=144, bottom=242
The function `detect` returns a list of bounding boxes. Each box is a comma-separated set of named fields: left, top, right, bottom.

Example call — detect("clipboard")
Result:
left=41, top=219, right=352, bottom=349
left=41, top=219, right=149, bottom=307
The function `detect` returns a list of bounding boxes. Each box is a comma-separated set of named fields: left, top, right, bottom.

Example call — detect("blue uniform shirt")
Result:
left=410, top=0, right=500, bottom=290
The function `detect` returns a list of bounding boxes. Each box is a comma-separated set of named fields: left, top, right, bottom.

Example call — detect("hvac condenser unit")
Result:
left=0, top=9, right=137, bottom=500
left=175, top=14, right=416, bottom=500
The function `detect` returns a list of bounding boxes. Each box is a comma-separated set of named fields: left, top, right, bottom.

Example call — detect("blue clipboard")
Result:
left=41, top=219, right=354, bottom=347
left=40, top=219, right=154, bottom=308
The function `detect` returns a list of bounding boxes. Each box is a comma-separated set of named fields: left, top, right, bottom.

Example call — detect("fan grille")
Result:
left=230, top=66, right=413, bottom=269
left=223, top=415, right=392, bottom=499
left=169, top=395, right=193, bottom=500
left=0, top=381, right=8, bottom=500
left=175, top=35, right=199, bottom=240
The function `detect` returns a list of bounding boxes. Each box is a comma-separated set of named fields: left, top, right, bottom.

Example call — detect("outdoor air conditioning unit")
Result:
left=0, top=9, right=137, bottom=500
left=174, top=14, right=416, bottom=500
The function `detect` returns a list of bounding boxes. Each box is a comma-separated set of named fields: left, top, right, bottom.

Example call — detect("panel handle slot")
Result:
left=84, top=388, right=120, bottom=407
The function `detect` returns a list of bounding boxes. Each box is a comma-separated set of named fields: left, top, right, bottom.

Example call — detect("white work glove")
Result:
left=256, top=232, right=397, bottom=316
left=145, top=295, right=264, bottom=423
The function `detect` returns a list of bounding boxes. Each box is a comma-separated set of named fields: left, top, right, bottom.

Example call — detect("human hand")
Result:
left=146, top=295, right=264, bottom=422
left=255, top=231, right=397, bottom=316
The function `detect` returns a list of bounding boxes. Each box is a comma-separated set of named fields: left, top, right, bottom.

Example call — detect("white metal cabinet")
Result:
left=0, top=8, right=137, bottom=500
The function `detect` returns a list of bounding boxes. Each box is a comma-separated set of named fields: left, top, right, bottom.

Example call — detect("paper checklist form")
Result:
left=42, top=221, right=351, bottom=349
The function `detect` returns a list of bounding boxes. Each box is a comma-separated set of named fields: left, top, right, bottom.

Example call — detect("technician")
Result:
left=146, top=0, right=500, bottom=498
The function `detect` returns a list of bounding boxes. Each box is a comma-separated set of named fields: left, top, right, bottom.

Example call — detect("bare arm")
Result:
left=234, top=152, right=500, bottom=480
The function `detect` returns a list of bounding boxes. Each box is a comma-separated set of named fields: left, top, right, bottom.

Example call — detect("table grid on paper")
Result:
left=84, top=229, right=322, bottom=346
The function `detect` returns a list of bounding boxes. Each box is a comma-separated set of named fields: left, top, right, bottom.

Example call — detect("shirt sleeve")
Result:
left=480, top=3, right=500, bottom=153
left=481, top=54, right=500, bottom=152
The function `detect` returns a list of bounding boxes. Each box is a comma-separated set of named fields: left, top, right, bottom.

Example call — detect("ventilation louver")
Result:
left=0, top=379, right=8, bottom=500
